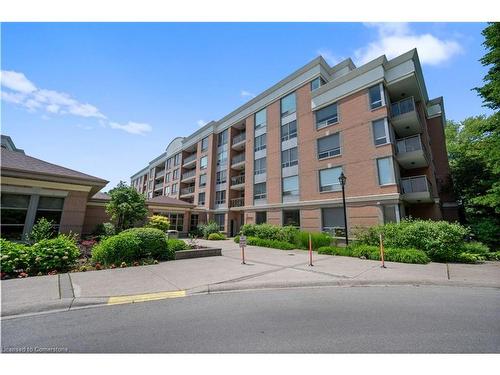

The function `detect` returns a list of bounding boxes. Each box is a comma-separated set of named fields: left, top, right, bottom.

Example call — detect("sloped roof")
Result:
left=147, top=195, right=194, bottom=207
left=91, top=192, right=111, bottom=201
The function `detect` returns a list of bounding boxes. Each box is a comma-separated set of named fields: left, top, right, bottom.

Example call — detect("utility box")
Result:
left=167, top=230, right=179, bottom=239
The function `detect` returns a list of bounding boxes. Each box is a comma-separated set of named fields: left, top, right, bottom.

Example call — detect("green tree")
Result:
left=105, top=181, right=148, bottom=232
left=474, top=22, right=500, bottom=110
left=145, top=215, right=170, bottom=232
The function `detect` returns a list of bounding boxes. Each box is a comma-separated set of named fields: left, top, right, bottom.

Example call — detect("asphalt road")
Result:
left=2, top=286, right=499, bottom=353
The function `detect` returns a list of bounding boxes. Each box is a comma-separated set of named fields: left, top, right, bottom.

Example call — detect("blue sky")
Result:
left=1, top=22, right=492, bottom=190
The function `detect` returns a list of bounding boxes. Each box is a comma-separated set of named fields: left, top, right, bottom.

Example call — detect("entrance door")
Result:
left=230, top=220, right=235, bottom=237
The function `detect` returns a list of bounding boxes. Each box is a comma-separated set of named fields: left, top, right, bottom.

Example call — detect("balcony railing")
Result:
left=154, top=182, right=164, bottom=191
left=231, top=153, right=245, bottom=165
left=181, top=169, right=196, bottom=180
left=391, top=97, right=416, bottom=117
left=401, top=175, right=431, bottom=194
left=155, top=169, right=165, bottom=178
left=183, top=153, right=197, bottom=165
left=180, top=186, right=195, bottom=195
left=232, top=133, right=246, bottom=145
left=231, top=197, right=245, bottom=207
left=397, top=135, right=423, bottom=153
left=231, top=174, right=245, bottom=186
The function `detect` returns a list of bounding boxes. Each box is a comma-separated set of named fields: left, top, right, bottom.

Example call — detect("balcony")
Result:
left=182, top=153, right=197, bottom=168
left=230, top=174, right=245, bottom=190
left=391, top=97, right=422, bottom=137
left=230, top=197, right=245, bottom=208
left=181, top=169, right=196, bottom=182
left=231, top=153, right=245, bottom=170
left=180, top=186, right=195, bottom=197
left=396, top=135, right=429, bottom=169
left=155, top=169, right=165, bottom=178
left=401, top=175, right=433, bottom=203
left=154, top=182, right=164, bottom=191
left=232, top=133, right=246, bottom=151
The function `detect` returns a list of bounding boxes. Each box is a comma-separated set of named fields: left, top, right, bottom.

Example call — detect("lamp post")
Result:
left=339, top=171, right=348, bottom=246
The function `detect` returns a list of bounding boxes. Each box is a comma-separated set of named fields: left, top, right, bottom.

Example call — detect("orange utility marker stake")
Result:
left=380, top=233, right=386, bottom=268
left=239, top=235, right=247, bottom=265
left=308, top=233, right=313, bottom=266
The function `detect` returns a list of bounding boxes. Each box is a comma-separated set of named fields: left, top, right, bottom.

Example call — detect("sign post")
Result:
left=379, top=233, right=386, bottom=268
left=308, top=233, right=313, bottom=267
left=239, top=235, right=247, bottom=265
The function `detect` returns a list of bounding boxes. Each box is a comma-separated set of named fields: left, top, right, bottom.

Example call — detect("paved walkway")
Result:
left=2, top=239, right=500, bottom=317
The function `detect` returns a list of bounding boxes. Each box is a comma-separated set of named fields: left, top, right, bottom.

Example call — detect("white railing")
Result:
left=231, top=197, right=245, bottom=207
left=231, top=153, right=245, bottom=165
left=181, top=169, right=196, bottom=180
left=232, top=133, right=246, bottom=145
left=180, top=186, right=195, bottom=195
left=183, top=153, right=197, bottom=164
left=231, top=174, right=245, bottom=186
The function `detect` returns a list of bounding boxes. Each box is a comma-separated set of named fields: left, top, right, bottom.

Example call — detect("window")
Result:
left=199, top=174, right=207, bottom=188
left=217, top=150, right=228, bottom=166
left=317, top=133, right=341, bottom=159
left=256, top=211, right=267, bottom=224
left=315, top=103, right=338, bottom=129
left=200, top=156, right=208, bottom=169
left=174, top=153, right=181, bottom=166
left=214, top=214, right=225, bottom=231
left=201, top=136, right=209, bottom=151
left=322, top=207, right=345, bottom=235
left=281, top=147, right=298, bottom=168
left=254, top=134, right=266, bottom=152
left=35, top=196, right=64, bottom=227
left=282, top=175, right=299, bottom=197
left=255, top=109, right=267, bottom=130
left=373, top=118, right=390, bottom=146
left=0, top=194, right=30, bottom=240
left=254, top=157, right=266, bottom=175
left=155, top=213, right=184, bottom=232
left=369, top=84, right=383, bottom=109
left=190, top=214, right=199, bottom=231
left=281, top=120, right=297, bottom=142
left=173, top=169, right=179, bottom=180
left=166, top=158, right=172, bottom=169
left=281, top=93, right=296, bottom=117
left=172, top=183, right=178, bottom=193
left=218, top=129, right=228, bottom=146
left=166, top=172, right=171, bottom=182
left=319, top=166, right=342, bottom=192
left=377, top=157, right=395, bottom=185
left=311, top=76, right=326, bottom=91
left=215, top=190, right=226, bottom=205
left=165, top=185, right=171, bottom=195
left=198, top=192, right=206, bottom=206
left=216, top=170, right=227, bottom=185
left=254, top=182, right=267, bottom=200
left=383, top=205, right=399, bottom=223
left=283, top=210, right=300, bottom=227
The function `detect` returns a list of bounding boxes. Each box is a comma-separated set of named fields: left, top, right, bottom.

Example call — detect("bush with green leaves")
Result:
left=240, top=223, right=299, bottom=243
left=0, top=238, right=32, bottom=274
left=485, top=251, right=500, bottom=261
left=295, top=231, right=333, bottom=250
left=318, top=246, right=353, bottom=257
left=456, top=252, right=486, bottom=264
left=93, top=222, right=115, bottom=238
left=122, top=227, right=170, bottom=260
left=91, top=232, right=142, bottom=265
left=317, top=244, right=430, bottom=264
left=461, top=242, right=490, bottom=255
left=145, top=215, right=170, bottom=232
left=167, top=239, right=188, bottom=252
left=198, top=221, right=221, bottom=239
left=208, top=233, right=226, bottom=240
left=25, top=217, right=56, bottom=244
left=244, top=237, right=296, bottom=250
left=31, top=234, right=81, bottom=273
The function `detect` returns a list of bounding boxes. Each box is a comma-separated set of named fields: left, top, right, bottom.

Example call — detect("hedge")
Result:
left=317, top=244, right=430, bottom=264
left=208, top=233, right=226, bottom=240
left=167, top=239, right=188, bottom=252
left=238, top=236, right=297, bottom=250
left=91, top=232, right=143, bottom=265
left=122, top=227, right=171, bottom=260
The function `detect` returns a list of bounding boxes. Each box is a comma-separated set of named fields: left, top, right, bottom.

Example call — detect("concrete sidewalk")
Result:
left=2, top=239, right=500, bottom=317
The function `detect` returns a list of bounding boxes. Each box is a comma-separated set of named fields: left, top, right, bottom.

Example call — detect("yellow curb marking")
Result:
left=107, top=290, right=186, bottom=305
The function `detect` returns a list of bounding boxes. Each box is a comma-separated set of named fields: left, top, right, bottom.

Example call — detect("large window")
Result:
left=201, top=136, right=209, bottom=151
left=377, top=157, right=395, bottom=185
left=281, top=93, right=296, bottom=117
left=254, top=182, right=267, bottom=200
left=317, top=133, right=341, bottom=159
left=217, top=150, right=228, bottom=166
left=199, top=174, right=207, bottom=188
left=214, top=214, right=225, bottom=231
left=216, top=170, right=227, bottom=185
left=319, top=166, right=343, bottom=192
left=315, top=103, right=338, bottom=129
left=281, top=120, right=297, bottom=142
left=155, top=213, right=184, bottom=232
left=172, top=183, right=178, bottom=193
left=281, top=147, right=298, bottom=168
left=254, top=157, right=266, bottom=175
left=174, top=153, right=181, bottom=166
left=200, top=156, right=208, bottom=169
left=283, top=210, right=300, bottom=227
left=322, top=207, right=345, bottom=235
left=218, top=129, right=228, bottom=146
left=255, top=109, right=267, bottom=130
left=256, top=211, right=267, bottom=225
left=215, top=190, right=226, bottom=205
left=173, top=169, right=179, bottom=180
left=372, top=118, right=390, bottom=146
left=190, top=214, right=199, bottom=232
left=165, top=172, right=171, bottom=182
left=166, top=158, right=172, bottom=169
left=198, top=192, right=206, bottom=206
left=165, top=185, right=171, bottom=195
left=1, top=194, right=30, bottom=240
left=369, top=84, right=383, bottom=109
left=35, top=197, right=64, bottom=227
left=282, top=175, right=299, bottom=197
left=311, top=76, right=326, bottom=91
left=255, top=134, right=266, bottom=152
left=383, top=205, right=399, bottom=223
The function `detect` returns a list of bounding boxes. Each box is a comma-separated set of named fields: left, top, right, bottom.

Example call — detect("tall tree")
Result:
left=474, top=22, right=500, bottom=110
left=105, top=181, right=148, bottom=232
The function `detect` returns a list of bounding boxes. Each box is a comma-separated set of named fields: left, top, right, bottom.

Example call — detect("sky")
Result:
left=0, top=22, right=493, bottom=190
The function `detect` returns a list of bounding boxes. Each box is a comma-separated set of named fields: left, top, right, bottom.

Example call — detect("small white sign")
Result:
left=239, top=235, right=247, bottom=247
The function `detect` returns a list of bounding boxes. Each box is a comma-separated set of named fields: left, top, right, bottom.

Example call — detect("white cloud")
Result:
left=1, top=91, right=26, bottom=105
left=109, top=121, right=152, bottom=135
left=354, top=23, right=463, bottom=66
left=1, top=70, right=37, bottom=93
left=197, top=119, right=208, bottom=127
left=316, top=49, right=344, bottom=66
left=240, top=90, right=255, bottom=99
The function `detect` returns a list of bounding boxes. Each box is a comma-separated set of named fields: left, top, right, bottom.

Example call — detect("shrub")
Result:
left=485, top=251, right=500, bottom=261
left=234, top=235, right=240, bottom=243
left=167, top=239, right=188, bottom=252
left=239, top=223, right=299, bottom=243
left=93, top=222, right=115, bottom=238
left=145, top=215, right=170, bottom=232
left=0, top=238, right=33, bottom=274
left=25, top=218, right=56, bottom=244
left=350, top=244, right=378, bottom=258
left=461, top=242, right=490, bottom=255
left=317, top=246, right=353, bottom=257
left=246, top=237, right=296, bottom=250
left=198, top=221, right=220, bottom=239
left=295, top=231, right=333, bottom=250
left=208, top=233, right=226, bottom=240
left=317, top=244, right=430, bottom=264
left=456, top=252, right=486, bottom=264
left=122, top=227, right=170, bottom=260
left=31, top=234, right=81, bottom=273
left=91, top=232, right=142, bottom=265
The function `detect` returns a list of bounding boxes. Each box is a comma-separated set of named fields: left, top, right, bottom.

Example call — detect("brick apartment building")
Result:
left=130, top=49, right=458, bottom=237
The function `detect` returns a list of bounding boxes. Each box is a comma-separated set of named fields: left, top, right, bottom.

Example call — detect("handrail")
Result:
left=391, top=96, right=415, bottom=117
